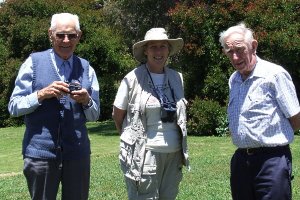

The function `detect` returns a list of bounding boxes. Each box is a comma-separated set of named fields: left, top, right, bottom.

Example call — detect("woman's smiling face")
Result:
left=144, top=40, right=170, bottom=72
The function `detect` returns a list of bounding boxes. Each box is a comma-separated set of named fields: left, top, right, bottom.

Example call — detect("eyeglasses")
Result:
left=55, top=33, right=78, bottom=40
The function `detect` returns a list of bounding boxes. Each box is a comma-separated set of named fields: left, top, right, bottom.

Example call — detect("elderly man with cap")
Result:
left=112, top=28, right=190, bottom=200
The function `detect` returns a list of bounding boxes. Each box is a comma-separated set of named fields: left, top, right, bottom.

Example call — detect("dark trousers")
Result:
left=230, top=146, right=292, bottom=200
left=23, top=156, right=90, bottom=200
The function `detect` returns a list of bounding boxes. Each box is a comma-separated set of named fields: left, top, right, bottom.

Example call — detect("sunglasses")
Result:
left=55, top=33, right=78, bottom=40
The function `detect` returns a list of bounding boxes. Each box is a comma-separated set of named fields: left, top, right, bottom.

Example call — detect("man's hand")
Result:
left=289, top=112, right=300, bottom=132
left=37, top=81, right=69, bottom=102
left=69, top=88, right=91, bottom=106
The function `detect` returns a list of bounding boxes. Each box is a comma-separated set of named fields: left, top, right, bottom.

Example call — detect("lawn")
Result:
left=1, top=121, right=300, bottom=199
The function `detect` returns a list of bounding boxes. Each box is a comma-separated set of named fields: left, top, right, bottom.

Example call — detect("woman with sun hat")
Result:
left=112, top=28, right=190, bottom=199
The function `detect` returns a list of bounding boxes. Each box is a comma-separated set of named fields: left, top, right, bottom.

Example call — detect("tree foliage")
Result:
left=167, top=0, right=299, bottom=135
left=169, top=0, right=300, bottom=102
left=103, top=0, right=178, bottom=48
left=0, top=0, right=299, bottom=132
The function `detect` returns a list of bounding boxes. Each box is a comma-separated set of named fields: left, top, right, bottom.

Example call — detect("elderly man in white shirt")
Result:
left=219, top=22, right=300, bottom=200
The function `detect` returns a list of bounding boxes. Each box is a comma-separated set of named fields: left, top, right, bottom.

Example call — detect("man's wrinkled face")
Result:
left=49, top=19, right=81, bottom=60
left=224, top=32, right=257, bottom=79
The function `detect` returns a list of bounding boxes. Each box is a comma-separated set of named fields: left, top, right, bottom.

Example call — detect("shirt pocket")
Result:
left=246, top=92, right=274, bottom=115
left=141, top=150, right=157, bottom=176
left=142, top=164, right=157, bottom=176
left=119, top=128, right=137, bottom=169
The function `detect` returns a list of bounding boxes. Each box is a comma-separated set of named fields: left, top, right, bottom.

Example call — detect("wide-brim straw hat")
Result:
left=133, top=28, right=184, bottom=63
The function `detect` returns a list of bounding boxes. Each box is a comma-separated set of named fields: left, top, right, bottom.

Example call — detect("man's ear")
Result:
left=251, top=40, right=258, bottom=54
left=77, top=31, right=82, bottom=40
left=48, top=29, right=53, bottom=44
left=222, top=48, right=230, bottom=55
left=48, top=29, right=52, bottom=38
left=222, top=48, right=226, bottom=54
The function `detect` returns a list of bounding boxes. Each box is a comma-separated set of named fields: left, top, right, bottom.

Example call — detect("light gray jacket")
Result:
left=119, top=64, right=190, bottom=181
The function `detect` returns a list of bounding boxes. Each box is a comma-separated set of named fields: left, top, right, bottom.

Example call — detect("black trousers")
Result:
left=23, top=156, right=90, bottom=200
left=230, top=146, right=292, bottom=200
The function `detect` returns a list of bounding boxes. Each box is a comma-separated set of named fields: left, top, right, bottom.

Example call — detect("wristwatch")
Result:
left=83, top=97, right=93, bottom=109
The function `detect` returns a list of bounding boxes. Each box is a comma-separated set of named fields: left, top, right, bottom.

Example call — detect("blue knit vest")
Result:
left=23, top=49, right=91, bottom=160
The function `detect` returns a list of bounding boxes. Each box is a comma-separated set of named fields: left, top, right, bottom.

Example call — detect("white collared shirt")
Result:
left=228, top=57, right=300, bottom=148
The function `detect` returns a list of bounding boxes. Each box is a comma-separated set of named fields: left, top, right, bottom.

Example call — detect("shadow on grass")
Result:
left=87, top=120, right=119, bottom=136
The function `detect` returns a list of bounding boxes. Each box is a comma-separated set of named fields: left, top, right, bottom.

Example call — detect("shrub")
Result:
left=187, top=97, right=228, bottom=136
left=76, top=26, right=135, bottom=120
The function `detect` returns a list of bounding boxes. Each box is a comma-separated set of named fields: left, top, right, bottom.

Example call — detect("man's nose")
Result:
left=63, top=35, right=70, bottom=42
left=232, top=52, right=239, bottom=60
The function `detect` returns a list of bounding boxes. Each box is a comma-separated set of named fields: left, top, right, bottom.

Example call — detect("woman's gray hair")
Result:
left=219, top=22, right=254, bottom=49
left=50, top=13, right=80, bottom=32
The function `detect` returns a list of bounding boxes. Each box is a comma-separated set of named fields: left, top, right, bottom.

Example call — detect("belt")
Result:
left=238, top=145, right=289, bottom=156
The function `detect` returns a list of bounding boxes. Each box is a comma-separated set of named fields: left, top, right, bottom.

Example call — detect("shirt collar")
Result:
left=50, top=48, right=74, bottom=68
left=233, top=56, right=263, bottom=83
left=250, top=56, right=265, bottom=79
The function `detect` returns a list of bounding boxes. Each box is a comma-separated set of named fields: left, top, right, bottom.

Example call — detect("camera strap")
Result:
left=146, top=67, right=176, bottom=109
left=56, top=97, right=67, bottom=169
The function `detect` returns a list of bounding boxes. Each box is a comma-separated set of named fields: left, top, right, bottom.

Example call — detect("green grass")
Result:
left=1, top=121, right=300, bottom=199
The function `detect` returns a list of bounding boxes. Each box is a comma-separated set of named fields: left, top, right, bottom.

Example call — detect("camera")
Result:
left=68, top=82, right=82, bottom=93
left=161, top=103, right=176, bottom=123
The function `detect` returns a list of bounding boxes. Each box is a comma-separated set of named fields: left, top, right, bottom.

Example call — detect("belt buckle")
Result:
left=246, top=148, right=254, bottom=155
